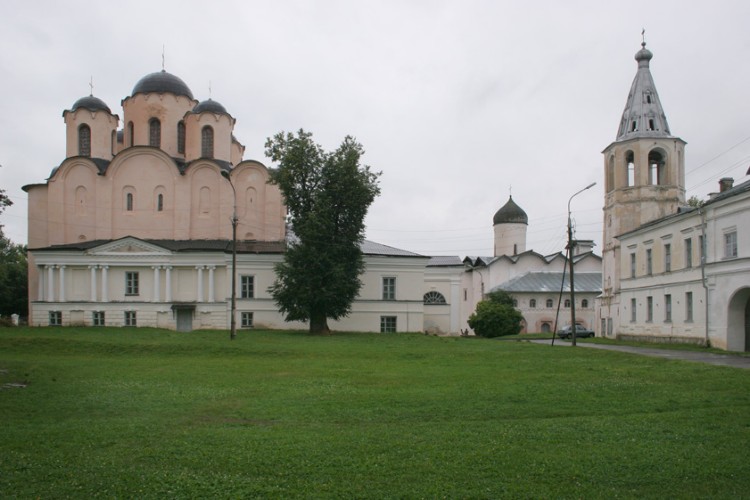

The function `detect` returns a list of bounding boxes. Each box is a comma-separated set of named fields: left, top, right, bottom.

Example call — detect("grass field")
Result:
left=1, top=327, right=749, bottom=498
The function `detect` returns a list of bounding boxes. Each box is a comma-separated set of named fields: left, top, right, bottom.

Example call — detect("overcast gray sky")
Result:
left=2, top=0, right=749, bottom=257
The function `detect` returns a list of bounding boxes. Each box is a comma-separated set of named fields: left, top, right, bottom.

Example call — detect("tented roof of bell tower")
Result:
left=616, top=42, right=672, bottom=141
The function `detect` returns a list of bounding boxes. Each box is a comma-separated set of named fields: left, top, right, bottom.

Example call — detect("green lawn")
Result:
left=1, top=327, right=748, bottom=498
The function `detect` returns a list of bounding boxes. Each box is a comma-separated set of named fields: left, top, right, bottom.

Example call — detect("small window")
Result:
left=241, top=312, right=254, bottom=328
left=529, top=299, right=537, bottom=308
left=564, top=299, right=571, bottom=308
left=382, top=277, right=396, bottom=301
left=665, top=294, right=672, bottom=322
left=201, top=126, right=214, bottom=158
left=646, top=249, right=653, bottom=275
left=581, top=299, right=589, bottom=308
left=78, top=124, right=91, bottom=157
left=128, top=121, right=134, bottom=147
left=125, top=311, right=137, bottom=326
left=647, top=296, right=653, bottom=322
left=177, top=121, right=186, bottom=154
left=724, top=231, right=738, bottom=258
left=630, top=298, right=636, bottom=323
left=423, top=291, right=446, bottom=305
left=686, top=292, right=693, bottom=322
left=630, top=253, right=636, bottom=278
left=93, top=311, right=105, bottom=326
left=149, top=118, right=161, bottom=147
left=125, top=271, right=139, bottom=295
left=646, top=94, right=652, bottom=104
left=380, top=316, right=397, bottom=333
left=685, top=238, right=693, bottom=268
left=648, top=119, right=655, bottom=131
left=157, top=193, right=164, bottom=212
left=665, top=244, right=671, bottom=272
left=111, top=130, right=116, bottom=155
left=631, top=121, right=637, bottom=132
left=241, top=275, right=254, bottom=299
left=126, top=192, right=134, bottom=212
left=49, top=311, right=62, bottom=326
left=546, top=299, right=554, bottom=308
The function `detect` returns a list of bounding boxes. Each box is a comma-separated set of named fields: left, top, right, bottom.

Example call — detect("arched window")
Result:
left=546, top=299, right=554, bottom=308
left=529, top=299, right=537, bottom=308
left=177, top=121, right=186, bottom=154
left=78, top=124, right=91, bottom=157
left=157, top=193, right=164, bottom=212
left=625, top=150, right=635, bottom=187
left=423, top=291, right=447, bottom=305
left=564, top=299, right=571, bottom=308
left=128, top=121, right=134, bottom=147
left=201, top=126, right=214, bottom=158
left=581, top=299, right=589, bottom=308
left=648, top=149, right=666, bottom=185
left=149, top=118, right=161, bottom=147
left=126, top=193, right=134, bottom=212
left=541, top=323, right=551, bottom=333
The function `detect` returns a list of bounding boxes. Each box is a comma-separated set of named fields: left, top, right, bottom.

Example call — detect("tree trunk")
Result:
left=309, top=313, right=330, bottom=334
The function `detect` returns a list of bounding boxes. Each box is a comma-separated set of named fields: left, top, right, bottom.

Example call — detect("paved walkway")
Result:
left=529, top=339, right=750, bottom=370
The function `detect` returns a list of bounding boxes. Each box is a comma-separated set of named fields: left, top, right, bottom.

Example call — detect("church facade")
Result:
left=596, top=42, right=750, bottom=350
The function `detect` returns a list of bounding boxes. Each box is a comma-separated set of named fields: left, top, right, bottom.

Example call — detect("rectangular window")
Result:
left=665, top=294, right=672, bottom=322
left=630, top=298, right=636, bottom=323
left=630, top=253, right=636, bottom=278
left=241, top=312, right=254, bottom=328
left=646, top=296, right=653, bottom=322
left=685, top=238, right=693, bottom=268
left=664, top=244, right=671, bottom=272
left=49, top=311, right=62, bottom=326
left=699, top=235, right=705, bottom=262
left=646, top=249, right=653, bottom=275
left=380, top=316, right=397, bottom=333
left=724, top=231, right=738, bottom=258
left=93, top=311, right=105, bottom=326
left=241, top=275, right=255, bottom=299
left=125, top=271, right=139, bottom=295
left=125, top=311, right=137, bottom=326
left=686, top=292, right=693, bottom=322
left=382, top=277, right=396, bottom=300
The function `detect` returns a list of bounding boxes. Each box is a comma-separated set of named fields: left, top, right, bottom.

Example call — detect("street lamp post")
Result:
left=221, top=170, right=238, bottom=340
left=567, top=182, right=596, bottom=347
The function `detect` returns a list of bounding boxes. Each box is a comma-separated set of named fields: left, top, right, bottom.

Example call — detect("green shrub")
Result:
left=467, top=296, right=523, bottom=338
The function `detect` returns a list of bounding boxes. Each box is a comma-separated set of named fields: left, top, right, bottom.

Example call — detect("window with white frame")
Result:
left=125, top=272, right=139, bottom=295
left=546, top=298, right=554, bottom=308
left=382, top=277, right=396, bottom=300
left=529, top=299, right=537, bottom=308
left=646, top=248, right=653, bottom=275
left=380, top=316, right=397, bottom=333
left=684, top=238, right=693, bottom=268
left=241, top=312, right=254, bottom=328
left=49, top=311, right=62, bottom=326
left=564, top=299, right=570, bottom=308
left=664, top=244, right=671, bottom=272
left=93, top=311, right=105, bottom=326
left=423, top=291, right=446, bottom=304
left=630, top=253, right=636, bottom=278
left=581, top=299, right=589, bottom=308
left=724, top=231, right=738, bottom=259
left=630, top=298, right=636, bottom=322
left=686, top=292, right=693, bottom=322
left=646, top=296, right=653, bottom=322
left=664, top=294, right=672, bottom=322
left=125, top=311, right=137, bottom=326
left=241, top=275, right=254, bottom=299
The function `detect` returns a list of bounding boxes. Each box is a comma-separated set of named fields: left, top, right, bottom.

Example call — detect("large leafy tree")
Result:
left=265, top=130, right=381, bottom=333
left=0, top=180, right=27, bottom=319
left=467, top=290, right=523, bottom=338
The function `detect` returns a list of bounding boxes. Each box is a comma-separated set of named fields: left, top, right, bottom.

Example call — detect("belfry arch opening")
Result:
left=648, top=148, right=667, bottom=185
left=625, top=150, right=635, bottom=187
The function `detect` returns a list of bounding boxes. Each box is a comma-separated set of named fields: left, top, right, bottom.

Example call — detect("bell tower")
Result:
left=600, top=41, right=686, bottom=336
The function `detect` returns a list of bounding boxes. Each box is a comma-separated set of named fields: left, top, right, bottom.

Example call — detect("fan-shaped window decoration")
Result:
left=423, top=291, right=447, bottom=305
left=78, top=125, right=91, bottom=157
left=149, top=118, right=161, bottom=147
left=201, top=126, right=214, bottom=158
left=177, top=121, right=186, bottom=154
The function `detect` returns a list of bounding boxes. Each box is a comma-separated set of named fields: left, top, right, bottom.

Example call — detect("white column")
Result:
left=196, top=266, right=204, bottom=302
left=38, top=267, right=44, bottom=301
left=58, top=266, right=66, bottom=302
left=165, top=266, right=172, bottom=302
left=101, top=265, right=109, bottom=302
left=47, top=265, right=55, bottom=302
left=153, top=266, right=160, bottom=302
left=208, top=266, right=215, bottom=302
left=90, top=266, right=97, bottom=302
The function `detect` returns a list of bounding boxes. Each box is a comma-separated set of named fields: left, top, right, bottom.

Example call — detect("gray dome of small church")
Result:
left=132, top=70, right=194, bottom=99
left=493, top=196, right=528, bottom=225
left=70, top=95, right=111, bottom=114
left=192, top=98, right=228, bottom=115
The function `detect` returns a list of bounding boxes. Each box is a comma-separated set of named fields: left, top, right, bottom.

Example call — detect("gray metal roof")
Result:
left=427, top=255, right=463, bottom=267
left=493, top=196, right=528, bottom=225
left=616, top=42, right=673, bottom=141
left=31, top=238, right=286, bottom=254
left=361, top=240, right=426, bottom=258
left=491, top=272, right=602, bottom=293
left=131, top=70, right=194, bottom=100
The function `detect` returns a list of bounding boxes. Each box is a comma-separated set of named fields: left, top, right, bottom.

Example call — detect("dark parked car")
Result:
left=557, top=325, right=594, bottom=339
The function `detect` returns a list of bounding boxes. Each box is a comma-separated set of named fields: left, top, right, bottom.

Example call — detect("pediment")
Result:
left=86, top=237, right=172, bottom=256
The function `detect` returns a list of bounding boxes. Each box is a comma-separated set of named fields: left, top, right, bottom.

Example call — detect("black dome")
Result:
left=493, top=196, right=528, bottom=225
left=132, top=70, right=194, bottom=99
left=192, top=99, right=228, bottom=115
left=70, top=95, right=111, bottom=114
